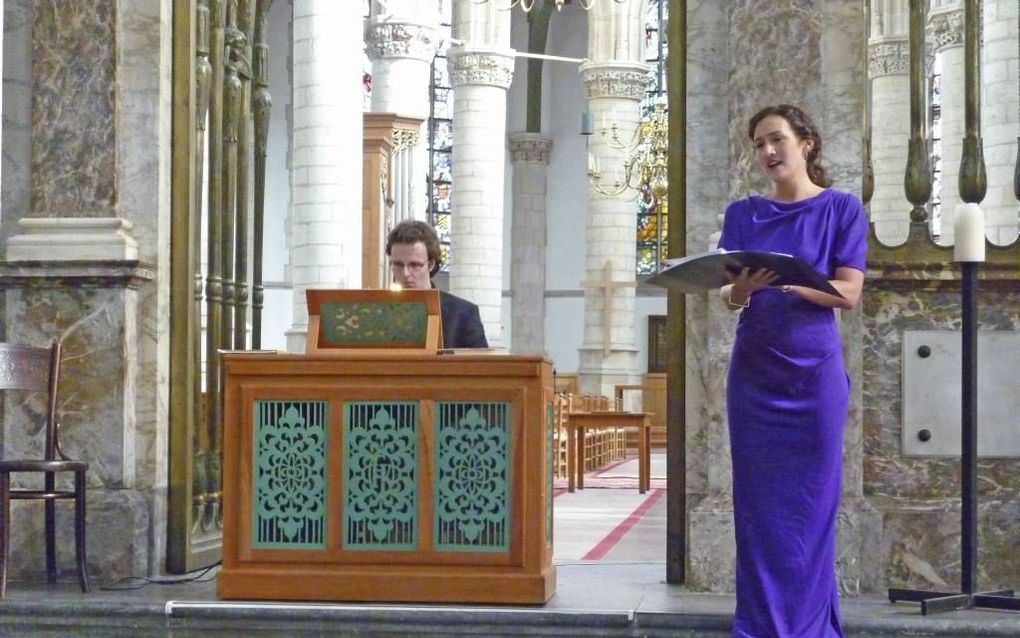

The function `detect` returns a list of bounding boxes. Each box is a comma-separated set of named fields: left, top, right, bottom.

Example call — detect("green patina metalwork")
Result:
left=343, top=402, right=418, bottom=550
left=434, top=402, right=511, bottom=553
left=320, top=301, right=428, bottom=346
left=253, top=400, right=328, bottom=549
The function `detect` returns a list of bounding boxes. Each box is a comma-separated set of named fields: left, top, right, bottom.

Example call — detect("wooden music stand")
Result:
left=305, top=289, right=443, bottom=355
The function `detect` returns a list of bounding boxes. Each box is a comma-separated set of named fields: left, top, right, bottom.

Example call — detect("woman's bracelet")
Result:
left=727, top=289, right=750, bottom=309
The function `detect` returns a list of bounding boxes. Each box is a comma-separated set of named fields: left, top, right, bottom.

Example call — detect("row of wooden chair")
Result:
left=551, top=392, right=629, bottom=480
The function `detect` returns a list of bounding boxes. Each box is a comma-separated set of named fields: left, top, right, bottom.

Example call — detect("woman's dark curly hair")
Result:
left=748, top=104, right=832, bottom=188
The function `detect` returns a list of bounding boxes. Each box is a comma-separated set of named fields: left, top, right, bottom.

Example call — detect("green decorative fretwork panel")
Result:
left=546, top=401, right=554, bottom=545
left=320, top=301, right=428, bottom=346
left=344, top=402, right=418, bottom=550
left=253, top=401, right=328, bottom=549
left=435, top=402, right=511, bottom=552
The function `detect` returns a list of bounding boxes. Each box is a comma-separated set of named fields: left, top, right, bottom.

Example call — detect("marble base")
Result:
left=688, top=496, right=885, bottom=595
left=5, top=217, right=139, bottom=261
left=5, top=488, right=158, bottom=583
left=835, top=496, right=884, bottom=595
left=877, top=496, right=1020, bottom=593
left=687, top=496, right=736, bottom=592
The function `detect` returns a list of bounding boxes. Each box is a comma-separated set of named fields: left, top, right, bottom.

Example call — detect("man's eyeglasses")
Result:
left=389, top=260, right=429, bottom=273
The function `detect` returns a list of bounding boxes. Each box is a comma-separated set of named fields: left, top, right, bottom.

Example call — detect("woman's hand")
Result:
left=720, top=267, right=779, bottom=309
left=784, top=267, right=864, bottom=310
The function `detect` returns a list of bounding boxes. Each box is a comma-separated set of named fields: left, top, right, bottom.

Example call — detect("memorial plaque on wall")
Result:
left=648, top=315, right=667, bottom=373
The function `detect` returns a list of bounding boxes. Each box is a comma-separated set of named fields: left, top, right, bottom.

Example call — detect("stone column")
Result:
left=508, top=133, right=552, bottom=355
left=286, top=0, right=364, bottom=352
left=577, top=62, right=646, bottom=396
left=1, top=0, right=169, bottom=579
left=981, top=0, right=1020, bottom=244
left=929, top=3, right=965, bottom=245
left=574, top=1, right=647, bottom=396
left=365, top=1, right=437, bottom=119
left=447, top=1, right=514, bottom=347
left=365, top=0, right=438, bottom=222
left=868, top=2, right=911, bottom=244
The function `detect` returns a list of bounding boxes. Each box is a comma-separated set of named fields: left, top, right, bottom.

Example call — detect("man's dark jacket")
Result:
left=439, top=290, right=488, bottom=348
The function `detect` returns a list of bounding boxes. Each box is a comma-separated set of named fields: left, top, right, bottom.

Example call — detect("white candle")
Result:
left=953, top=203, right=986, bottom=262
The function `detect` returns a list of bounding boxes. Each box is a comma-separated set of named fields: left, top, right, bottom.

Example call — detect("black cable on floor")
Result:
left=98, top=561, right=221, bottom=591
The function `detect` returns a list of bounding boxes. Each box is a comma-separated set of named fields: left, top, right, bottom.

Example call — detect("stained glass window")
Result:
left=427, top=0, right=454, bottom=271
left=637, top=0, right=669, bottom=276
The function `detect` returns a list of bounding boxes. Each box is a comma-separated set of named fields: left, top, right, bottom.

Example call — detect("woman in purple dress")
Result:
left=718, top=104, right=868, bottom=637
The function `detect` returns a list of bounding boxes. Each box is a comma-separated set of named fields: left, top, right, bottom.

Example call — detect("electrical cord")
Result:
left=98, top=561, right=221, bottom=591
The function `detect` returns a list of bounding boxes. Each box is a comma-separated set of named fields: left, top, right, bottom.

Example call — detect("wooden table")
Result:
left=565, top=411, right=651, bottom=493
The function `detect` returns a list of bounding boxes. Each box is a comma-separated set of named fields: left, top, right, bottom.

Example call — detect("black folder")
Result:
left=646, top=249, right=843, bottom=298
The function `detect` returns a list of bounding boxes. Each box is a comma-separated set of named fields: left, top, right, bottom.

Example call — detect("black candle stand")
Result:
left=888, top=262, right=1020, bottom=614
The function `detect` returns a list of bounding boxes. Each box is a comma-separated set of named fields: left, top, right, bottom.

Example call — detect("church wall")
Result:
left=532, top=9, right=587, bottom=297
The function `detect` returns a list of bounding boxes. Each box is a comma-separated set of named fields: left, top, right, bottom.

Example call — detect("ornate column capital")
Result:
left=868, top=37, right=910, bottom=78
left=508, top=132, right=553, bottom=164
left=392, top=128, right=421, bottom=154
left=447, top=47, right=515, bottom=89
left=928, top=6, right=964, bottom=51
left=364, top=21, right=440, bottom=63
left=579, top=61, right=649, bottom=101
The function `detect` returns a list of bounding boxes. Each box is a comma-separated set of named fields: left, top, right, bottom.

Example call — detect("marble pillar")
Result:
left=508, top=132, right=552, bottom=356
left=1, top=0, right=171, bottom=581
left=686, top=0, right=879, bottom=595
left=286, top=0, right=364, bottom=352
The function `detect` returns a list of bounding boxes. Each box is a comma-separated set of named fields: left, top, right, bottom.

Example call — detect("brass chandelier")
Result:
left=587, top=98, right=669, bottom=204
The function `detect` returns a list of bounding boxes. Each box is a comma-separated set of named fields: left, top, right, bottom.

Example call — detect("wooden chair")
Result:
left=0, top=341, right=89, bottom=597
left=551, top=393, right=571, bottom=478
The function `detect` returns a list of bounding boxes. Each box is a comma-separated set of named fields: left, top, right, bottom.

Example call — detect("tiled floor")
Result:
left=553, top=452, right=667, bottom=562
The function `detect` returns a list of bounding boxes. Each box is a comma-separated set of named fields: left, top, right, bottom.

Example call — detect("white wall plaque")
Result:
left=902, top=330, right=1020, bottom=457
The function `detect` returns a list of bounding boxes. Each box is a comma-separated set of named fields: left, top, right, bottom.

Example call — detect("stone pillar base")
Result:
left=835, top=496, right=884, bottom=595
left=687, top=495, right=736, bottom=592
left=6, top=217, right=139, bottom=261
left=688, top=495, right=885, bottom=595
left=6, top=488, right=161, bottom=583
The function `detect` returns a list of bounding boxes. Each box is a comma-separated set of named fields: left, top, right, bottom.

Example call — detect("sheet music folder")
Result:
left=646, top=249, right=843, bottom=298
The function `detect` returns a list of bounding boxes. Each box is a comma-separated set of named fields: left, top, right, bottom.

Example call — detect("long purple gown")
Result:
left=718, top=189, right=868, bottom=638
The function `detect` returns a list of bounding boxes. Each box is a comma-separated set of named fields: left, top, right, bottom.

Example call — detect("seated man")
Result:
left=385, top=220, right=488, bottom=349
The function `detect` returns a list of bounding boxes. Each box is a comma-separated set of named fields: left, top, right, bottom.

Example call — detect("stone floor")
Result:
left=2, top=563, right=1020, bottom=637
left=2, top=453, right=1019, bottom=636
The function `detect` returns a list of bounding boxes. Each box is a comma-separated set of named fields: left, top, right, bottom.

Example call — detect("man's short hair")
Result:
left=385, top=220, right=442, bottom=276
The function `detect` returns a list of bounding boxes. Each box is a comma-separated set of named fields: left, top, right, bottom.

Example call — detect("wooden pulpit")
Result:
left=217, top=351, right=556, bottom=604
